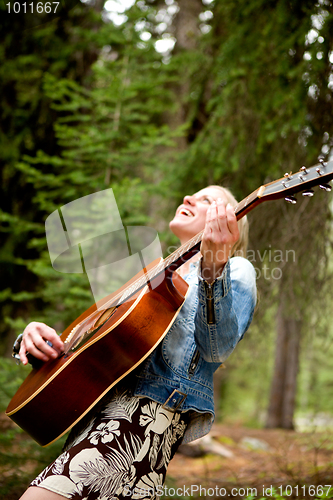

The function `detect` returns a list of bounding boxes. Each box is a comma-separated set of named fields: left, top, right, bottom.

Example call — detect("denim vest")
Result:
left=134, top=256, right=257, bottom=443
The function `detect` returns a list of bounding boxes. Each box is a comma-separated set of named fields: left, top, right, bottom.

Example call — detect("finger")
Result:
left=35, top=324, right=64, bottom=353
left=22, top=334, right=51, bottom=362
left=19, top=339, right=29, bottom=365
left=32, top=335, right=60, bottom=359
left=216, top=198, right=229, bottom=231
left=225, top=203, right=239, bottom=239
left=206, top=199, right=227, bottom=235
left=203, top=202, right=214, bottom=236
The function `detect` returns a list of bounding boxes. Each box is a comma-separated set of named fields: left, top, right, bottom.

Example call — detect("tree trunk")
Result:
left=266, top=300, right=301, bottom=429
left=168, top=0, right=203, bottom=137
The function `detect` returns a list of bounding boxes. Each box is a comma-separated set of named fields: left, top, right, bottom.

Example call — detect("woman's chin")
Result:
left=169, top=219, right=199, bottom=243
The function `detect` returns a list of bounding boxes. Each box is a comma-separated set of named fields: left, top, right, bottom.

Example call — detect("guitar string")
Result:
left=109, top=191, right=258, bottom=306
left=68, top=162, right=333, bottom=344
left=68, top=163, right=333, bottom=335
left=81, top=193, right=254, bottom=312
left=64, top=190, right=261, bottom=345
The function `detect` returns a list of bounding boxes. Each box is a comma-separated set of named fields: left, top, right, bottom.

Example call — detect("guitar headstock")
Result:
left=259, top=159, right=333, bottom=204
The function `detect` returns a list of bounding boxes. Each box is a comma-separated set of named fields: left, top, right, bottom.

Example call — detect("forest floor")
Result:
left=1, top=414, right=333, bottom=499
left=166, top=423, right=333, bottom=499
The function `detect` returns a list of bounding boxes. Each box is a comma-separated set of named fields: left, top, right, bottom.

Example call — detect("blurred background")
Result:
left=1, top=0, right=333, bottom=497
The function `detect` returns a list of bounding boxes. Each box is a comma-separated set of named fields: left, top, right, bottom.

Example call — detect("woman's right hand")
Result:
left=19, top=322, right=64, bottom=365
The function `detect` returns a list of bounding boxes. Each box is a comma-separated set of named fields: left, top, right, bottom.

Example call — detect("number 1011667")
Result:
left=6, top=2, right=60, bottom=13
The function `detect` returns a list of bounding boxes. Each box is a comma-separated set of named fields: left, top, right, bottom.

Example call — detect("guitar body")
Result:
left=6, top=260, right=188, bottom=446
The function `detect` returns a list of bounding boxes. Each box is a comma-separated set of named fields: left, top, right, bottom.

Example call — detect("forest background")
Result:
left=1, top=0, right=333, bottom=497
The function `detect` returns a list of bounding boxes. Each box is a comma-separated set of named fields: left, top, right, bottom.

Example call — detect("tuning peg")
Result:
left=285, top=195, right=297, bottom=204
left=319, top=183, right=332, bottom=192
left=302, top=189, right=314, bottom=197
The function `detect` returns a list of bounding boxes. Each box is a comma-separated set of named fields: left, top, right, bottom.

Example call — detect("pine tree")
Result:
left=0, top=0, right=180, bottom=351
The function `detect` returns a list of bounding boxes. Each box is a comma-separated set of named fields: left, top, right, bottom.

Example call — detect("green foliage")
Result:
left=0, top=0, right=107, bottom=350
left=214, top=299, right=278, bottom=425
left=0, top=358, right=31, bottom=412
left=165, top=0, right=333, bottom=203
left=0, top=359, right=68, bottom=497
left=0, top=0, right=182, bottom=350
left=0, top=424, right=66, bottom=499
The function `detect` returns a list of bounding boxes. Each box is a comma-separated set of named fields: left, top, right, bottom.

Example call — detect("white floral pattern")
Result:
left=132, top=471, right=164, bottom=500
left=89, top=420, right=121, bottom=445
left=51, top=451, right=70, bottom=475
left=31, top=390, right=188, bottom=499
left=139, top=401, right=174, bottom=436
left=102, top=389, right=140, bottom=422
left=65, top=418, right=95, bottom=450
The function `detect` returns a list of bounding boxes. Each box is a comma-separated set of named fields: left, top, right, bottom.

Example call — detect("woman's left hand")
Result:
left=200, top=199, right=239, bottom=283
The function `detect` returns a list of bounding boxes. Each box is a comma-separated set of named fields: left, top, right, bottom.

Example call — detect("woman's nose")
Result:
left=183, top=195, right=195, bottom=205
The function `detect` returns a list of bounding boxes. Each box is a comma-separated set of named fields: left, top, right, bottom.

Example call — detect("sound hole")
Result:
left=67, top=307, right=117, bottom=353
left=93, top=307, right=117, bottom=329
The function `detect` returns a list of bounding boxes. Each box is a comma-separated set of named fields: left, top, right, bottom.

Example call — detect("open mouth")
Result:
left=179, top=208, right=194, bottom=217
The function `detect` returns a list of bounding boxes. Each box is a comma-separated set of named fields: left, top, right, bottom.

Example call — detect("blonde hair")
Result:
left=207, top=185, right=249, bottom=258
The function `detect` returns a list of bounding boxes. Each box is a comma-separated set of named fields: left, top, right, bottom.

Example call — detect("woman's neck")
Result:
left=176, top=252, right=201, bottom=277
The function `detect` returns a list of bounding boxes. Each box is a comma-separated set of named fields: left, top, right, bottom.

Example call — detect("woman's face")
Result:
left=169, top=186, right=228, bottom=244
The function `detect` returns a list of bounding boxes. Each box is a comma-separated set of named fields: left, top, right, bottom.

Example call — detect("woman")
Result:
left=18, top=185, right=256, bottom=500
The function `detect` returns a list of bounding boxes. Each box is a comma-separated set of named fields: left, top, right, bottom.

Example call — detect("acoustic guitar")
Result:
left=6, top=159, right=333, bottom=446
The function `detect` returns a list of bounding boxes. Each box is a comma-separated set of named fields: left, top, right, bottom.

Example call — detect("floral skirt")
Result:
left=30, top=386, right=189, bottom=499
